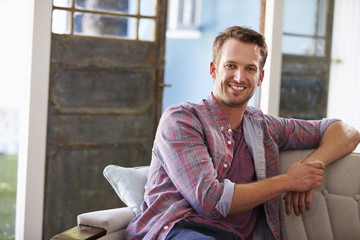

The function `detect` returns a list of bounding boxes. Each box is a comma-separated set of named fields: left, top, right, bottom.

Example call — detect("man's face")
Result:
left=211, top=38, right=264, bottom=108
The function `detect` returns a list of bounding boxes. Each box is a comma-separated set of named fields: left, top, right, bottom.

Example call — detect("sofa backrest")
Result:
left=279, top=149, right=360, bottom=239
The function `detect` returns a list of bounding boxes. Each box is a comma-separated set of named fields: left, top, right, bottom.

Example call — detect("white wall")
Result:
left=328, top=0, right=360, bottom=152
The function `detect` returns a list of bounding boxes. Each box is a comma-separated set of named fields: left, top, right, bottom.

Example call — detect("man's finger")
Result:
left=309, top=161, right=325, bottom=169
left=305, top=189, right=315, bottom=211
left=299, top=192, right=306, bottom=214
left=284, top=192, right=292, bottom=216
left=292, top=192, right=300, bottom=216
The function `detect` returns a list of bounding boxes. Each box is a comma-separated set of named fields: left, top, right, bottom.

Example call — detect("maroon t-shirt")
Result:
left=186, top=125, right=258, bottom=239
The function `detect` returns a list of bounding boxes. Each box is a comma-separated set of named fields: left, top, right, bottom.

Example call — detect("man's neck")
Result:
left=217, top=102, right=247, bottom=130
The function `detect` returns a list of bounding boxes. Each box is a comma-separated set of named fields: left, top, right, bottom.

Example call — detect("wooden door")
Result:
left=280, top=0, right=334, bottom=119
left=44, top=0, right=168, bottom=239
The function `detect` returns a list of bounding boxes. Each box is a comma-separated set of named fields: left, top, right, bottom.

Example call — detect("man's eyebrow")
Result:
left=224, top=60, right=238, bottom=64
left=248, top=63, right=258, bottom=68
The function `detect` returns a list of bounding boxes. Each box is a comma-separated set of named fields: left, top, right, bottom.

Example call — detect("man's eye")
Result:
left=225, top=64, right=236, bottom=69
left=247, top=66, right=257, bottom=72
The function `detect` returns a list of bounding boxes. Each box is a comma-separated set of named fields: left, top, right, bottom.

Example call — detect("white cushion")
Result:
left=77, top=207, right=135, bottom=234
left=103, top=165, right=149, bottom=215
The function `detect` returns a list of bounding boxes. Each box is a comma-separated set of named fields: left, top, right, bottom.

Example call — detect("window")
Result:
left=52, top=0, right=158, bottom=41
left=282, top=0, right=328, bottom=56
left=167, top=0, right=202, bottom=38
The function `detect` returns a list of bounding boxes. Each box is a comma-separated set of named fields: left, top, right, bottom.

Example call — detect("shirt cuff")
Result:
left=215, top=179, right=234, bottom=217
left=320, top=118, right=341, bottom=136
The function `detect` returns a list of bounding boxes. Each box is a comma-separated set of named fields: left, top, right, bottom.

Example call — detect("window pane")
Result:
left=74, top=12, right=137, bottom=39
left=138, top=18, right=155, bottom=41
left=317, top=0, right=327, bottom=36
left=52, top=9, right=71, bottom=34
left=283, top=0, right=317, bottom=35
left=282, top=35, right=325, bottom=56
left=315, top=39, right=325, bottom=56
left=75, top=0, right=138, bottom=15
left=140, top=0, right=157, bottom=16
left=53, top=0, right=73, bottom=8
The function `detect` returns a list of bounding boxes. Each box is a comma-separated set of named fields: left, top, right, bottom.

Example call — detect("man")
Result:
left=126, top=26, right=360, bottom=240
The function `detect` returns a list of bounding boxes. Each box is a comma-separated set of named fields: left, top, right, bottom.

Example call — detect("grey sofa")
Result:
left=53, top=149, right=360, bottom=240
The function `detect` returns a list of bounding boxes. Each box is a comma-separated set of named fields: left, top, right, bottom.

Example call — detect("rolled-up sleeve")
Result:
left=320, top=118, right=341, bottom=136
left=215, top=179, right=235, bottom=216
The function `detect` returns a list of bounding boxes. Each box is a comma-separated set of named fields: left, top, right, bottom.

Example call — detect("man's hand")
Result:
left=285, top=161, right=325, bottom=192
left=283, top=189, right=315, bottom=216
left=283, top=161, right=324, bottom=216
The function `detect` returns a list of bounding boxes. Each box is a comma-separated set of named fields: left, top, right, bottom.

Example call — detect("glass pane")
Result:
left=315, top=39, right=325, bottom=56
left=317, top=0, right=327, bottom=36
left=75, top=0, right=138, bottom=15
left=138, top=18, right=155, bottom=41
left=74, top=12, right=137, bottom=39
left=53, top=0, right=73, bottom=8
left=282, top=35, right=325, bottom=56
left=283, top=0, right=317, bottom=35
left=140, top=0, right=157, bottom=16
left=52, top=9, right=71, bottom=34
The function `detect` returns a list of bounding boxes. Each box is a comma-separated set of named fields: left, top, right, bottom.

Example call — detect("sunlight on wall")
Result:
left=328, top=0, right=360, bottom=152
left=0, top=1, right=27, bottom=155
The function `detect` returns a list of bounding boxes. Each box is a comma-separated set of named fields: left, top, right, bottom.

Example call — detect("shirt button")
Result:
left=224, top=163, right=228, bottom=168
left=164, top=225, right=169, bottom=230
left=227, top=129, right=232, bottom=133
left=227, top=140, right=232, bottom=145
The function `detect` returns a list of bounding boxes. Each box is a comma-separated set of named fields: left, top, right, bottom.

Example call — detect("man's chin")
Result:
left=223, top=99, right=249, bottom=108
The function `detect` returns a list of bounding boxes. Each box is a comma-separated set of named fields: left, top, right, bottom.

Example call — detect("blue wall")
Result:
left=163, top=0, right=261, bottom=111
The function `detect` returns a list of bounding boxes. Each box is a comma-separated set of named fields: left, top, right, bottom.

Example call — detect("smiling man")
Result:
left=125, top=26, right=360, bottom=240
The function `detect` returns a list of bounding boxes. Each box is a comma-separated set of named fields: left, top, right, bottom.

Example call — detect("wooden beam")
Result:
left=51, top=226, right=106, bottom=240
left=260, top=0, right=266, bottom=35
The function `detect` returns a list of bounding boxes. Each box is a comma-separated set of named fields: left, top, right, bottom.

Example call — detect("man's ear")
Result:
left=210, top=61, right=216, bottom=80
left=257, top=70, right=265, bottom=86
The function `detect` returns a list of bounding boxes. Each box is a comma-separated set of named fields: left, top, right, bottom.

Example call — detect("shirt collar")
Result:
left=206, top=93, right=232, bottom=131
left=206, top=93, right=262, bottom=129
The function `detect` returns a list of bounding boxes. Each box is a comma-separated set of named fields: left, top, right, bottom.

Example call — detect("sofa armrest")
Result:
left=52, top=207, right=135, bottom=240
left=77, top=207, right=135, bottom=235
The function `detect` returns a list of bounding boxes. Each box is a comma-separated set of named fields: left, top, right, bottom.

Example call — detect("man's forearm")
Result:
left=303, top=121, right=360, bottom=165
left=283, top=121, right=360, bottom=216
left=228, top=175, right=289, bottom=215
left=228, top=161, right=324, bottom=216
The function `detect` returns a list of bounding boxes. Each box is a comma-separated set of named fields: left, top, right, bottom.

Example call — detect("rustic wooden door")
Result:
left=280, top=0, right=334, bottom=119
left=44, top=0, right=167, bottom=239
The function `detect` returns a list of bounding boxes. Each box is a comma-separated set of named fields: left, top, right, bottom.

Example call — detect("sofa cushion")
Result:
left=103, top=165, right=149, bottom=215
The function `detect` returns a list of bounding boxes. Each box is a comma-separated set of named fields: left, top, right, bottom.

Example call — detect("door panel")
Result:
left=44, top=1, right=168, bottom=239
left=280, top=55, right=330, bottom=119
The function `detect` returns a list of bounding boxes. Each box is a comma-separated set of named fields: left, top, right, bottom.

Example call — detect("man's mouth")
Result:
left=229, top=85, right=245, bottom=91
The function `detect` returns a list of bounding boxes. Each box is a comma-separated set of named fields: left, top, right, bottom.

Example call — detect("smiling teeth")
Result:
left=230, top=85, right=244, bottom=90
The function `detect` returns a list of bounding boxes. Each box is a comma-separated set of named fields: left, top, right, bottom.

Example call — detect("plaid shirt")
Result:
left=126, top=94, right=336, bottom=240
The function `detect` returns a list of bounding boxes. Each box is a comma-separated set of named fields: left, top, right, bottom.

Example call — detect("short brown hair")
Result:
left=213, top=26, right=268, bottom=70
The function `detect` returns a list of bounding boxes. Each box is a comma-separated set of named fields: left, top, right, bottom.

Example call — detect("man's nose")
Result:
left=234, top=68, right=243, bottom=82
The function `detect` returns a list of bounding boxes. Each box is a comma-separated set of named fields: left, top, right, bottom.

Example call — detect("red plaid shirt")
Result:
left=126, top=94, right=336, bottom=239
